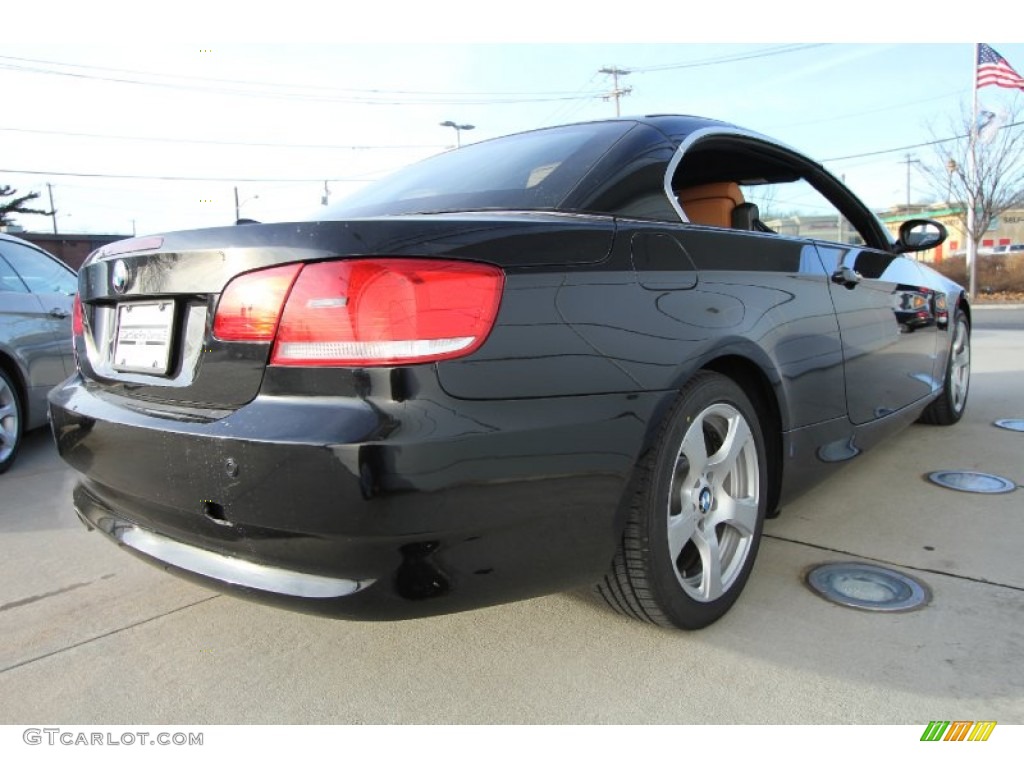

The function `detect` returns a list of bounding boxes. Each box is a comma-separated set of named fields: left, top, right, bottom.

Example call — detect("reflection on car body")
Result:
left=49, top=115, right=970, bottom=630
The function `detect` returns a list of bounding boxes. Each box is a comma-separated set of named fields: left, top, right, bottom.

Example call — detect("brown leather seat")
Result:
left=677, top=182, right=745, bottom=228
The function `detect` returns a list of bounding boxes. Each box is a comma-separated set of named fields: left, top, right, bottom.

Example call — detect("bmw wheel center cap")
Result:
left=111, top=260, right=130, bottom=294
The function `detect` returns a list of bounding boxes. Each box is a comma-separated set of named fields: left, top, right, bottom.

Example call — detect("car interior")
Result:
left=675, top=181, right=774, bottom=233
left=670, top=137, right=890, bottom=250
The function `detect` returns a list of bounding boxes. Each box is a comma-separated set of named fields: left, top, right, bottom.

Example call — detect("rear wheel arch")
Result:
left=598, top=369, right=771, bottom=628
left=918, top=304, right=971, bottom=426
left=957, top=296, right=971, bottom=328
left=615, top=353, right=786, bottom=539
left=0, top=351, right=27, bottom=404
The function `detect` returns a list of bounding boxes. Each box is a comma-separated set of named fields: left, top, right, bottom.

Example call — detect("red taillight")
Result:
left=213, top=264, right=303, bottom=342
left=270, top=259, right=503, bottom=366
left=72, top=293, right=83, bottom=336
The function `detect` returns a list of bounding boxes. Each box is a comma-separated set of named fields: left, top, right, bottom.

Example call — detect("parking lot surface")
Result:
left=1, top=306, right=1022, bottom=724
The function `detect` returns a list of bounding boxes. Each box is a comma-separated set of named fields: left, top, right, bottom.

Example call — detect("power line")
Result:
left=0, top=168, right=379, bottom=183
left=762, top=88, right=965, bottom=132
left=0, top=126, right=446, bottom=151
left=8, top=123, right=1019, bottom=185
left=541, top=71, right=603, bottom=127
left=0, top=47, right=827, bottom=107
left=0, top=54, right=605, bottom=98
left=821, top=121, right=1023, bottom=162
left=627, top=44, right=827, bottom=73
left=0, top=59, right=603, bottom=106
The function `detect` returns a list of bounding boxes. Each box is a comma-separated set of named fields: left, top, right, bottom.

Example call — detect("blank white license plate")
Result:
left=113, top=301, right=174, bottom=374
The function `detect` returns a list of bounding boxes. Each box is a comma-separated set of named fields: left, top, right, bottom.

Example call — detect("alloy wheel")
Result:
left=0, top=372, right=20, bottom=465
left=950, top=316, right=970, bottom=414
left=667, top=402, right=760, bottom=602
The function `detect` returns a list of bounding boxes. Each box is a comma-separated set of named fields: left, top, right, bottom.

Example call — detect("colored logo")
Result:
left=921, top=721, right=997, bottom=742
left=111, top=260, right=130, bottom=294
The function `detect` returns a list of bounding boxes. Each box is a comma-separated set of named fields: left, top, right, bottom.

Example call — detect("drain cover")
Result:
left=806, top=563, right=929, bottom=612
left=994, top=419, right=1024, bottom=432
left=927, top=470, right=1017, bottom=494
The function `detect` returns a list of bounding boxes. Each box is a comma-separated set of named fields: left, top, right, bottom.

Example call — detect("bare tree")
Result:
left=920, top=103, right=1024, bottom=295
left=0, top=184, right=53, bottom=227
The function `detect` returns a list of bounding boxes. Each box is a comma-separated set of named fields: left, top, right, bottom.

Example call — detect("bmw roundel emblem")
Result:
left=111, top=260, right=130, bottom=294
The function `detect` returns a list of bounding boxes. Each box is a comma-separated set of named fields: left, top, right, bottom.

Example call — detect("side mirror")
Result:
left=895, top=219, right=947, bottom=254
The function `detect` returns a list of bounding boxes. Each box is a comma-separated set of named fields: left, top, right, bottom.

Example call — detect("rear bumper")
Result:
left=74, top=494, right=370, bottom=598
left=50, top=373, right=665, bottom=619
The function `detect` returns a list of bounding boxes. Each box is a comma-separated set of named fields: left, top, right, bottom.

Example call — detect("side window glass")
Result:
left=0, top=255, right=30, bottom=293
left=0, top=242, right=77, bottom=295
left=741, top=179, right=864, bottom=246
left=609, top=192, right=679, bottom=221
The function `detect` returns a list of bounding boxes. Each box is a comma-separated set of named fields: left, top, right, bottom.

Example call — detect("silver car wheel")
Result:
left=950, top=315, right=970, bottom=414
left=0, top=370, right=21, bottom=466
left=667, top=402, right=760, bottom=603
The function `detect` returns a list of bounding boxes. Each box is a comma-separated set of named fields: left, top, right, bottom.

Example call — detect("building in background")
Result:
left=878, top=205, right=1024, bottom=262
left=1, top=230, right=128, bottom=270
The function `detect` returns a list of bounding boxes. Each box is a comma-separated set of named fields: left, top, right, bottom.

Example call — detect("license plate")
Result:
left=113, top=301, right=174, bottom=374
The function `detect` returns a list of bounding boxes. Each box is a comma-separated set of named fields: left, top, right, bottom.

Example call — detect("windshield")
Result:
left=314, top=121, right=634, bottom=218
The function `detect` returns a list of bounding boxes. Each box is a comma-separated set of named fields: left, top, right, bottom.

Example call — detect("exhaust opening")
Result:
left=201, top=501, right=231, bottom=527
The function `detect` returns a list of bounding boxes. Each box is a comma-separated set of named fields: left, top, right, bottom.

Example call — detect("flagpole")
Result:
left=966, top=43, right=979, bottom=300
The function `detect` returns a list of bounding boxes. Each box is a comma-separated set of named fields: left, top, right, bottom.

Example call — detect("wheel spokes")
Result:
left=669, top=402, right=758, bottom=603
left=667, top=509, right=699, bottom=562
left=707, top=493, right=759, bottom=537
left=951, top=320, right=970, bottom=409
left=706, top=414, right=751, bottom=479
left=679, top=417, right=709, bottom=477
left=0, top=423, right=15, bottom=458
left=691, top=524, right=725, bottom=601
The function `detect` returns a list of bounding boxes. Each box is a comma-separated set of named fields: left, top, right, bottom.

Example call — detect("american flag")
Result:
left=977, top=43, right=1024, bottom=91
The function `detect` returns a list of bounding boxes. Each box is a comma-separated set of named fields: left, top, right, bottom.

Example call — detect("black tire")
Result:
left=918, top=310, right=970, bottom=426
left=0, top=366, right=24, bottom=475
left=597, top=371, right=768, bottom=630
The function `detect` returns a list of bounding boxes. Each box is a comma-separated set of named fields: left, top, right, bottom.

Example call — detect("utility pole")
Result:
left=599, top=67, right=632, bottom=117
left=46, top=182, right=57, bottom=235
left=234, top=186, right=259, bottom=222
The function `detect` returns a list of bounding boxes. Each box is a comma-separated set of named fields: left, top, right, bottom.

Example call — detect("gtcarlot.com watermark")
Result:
left=23, top=729, right=203, bottom=747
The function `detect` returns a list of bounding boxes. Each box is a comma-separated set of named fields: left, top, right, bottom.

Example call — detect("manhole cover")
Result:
left=926, top=470, right=1017, bottom=494
left=994, top=419, right=1024, bottom=432
left=805, top=563, right=929, bottom=612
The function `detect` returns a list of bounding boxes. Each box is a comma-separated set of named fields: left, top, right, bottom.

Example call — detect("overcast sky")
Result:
left=3, top=4, right=1022, bottom=236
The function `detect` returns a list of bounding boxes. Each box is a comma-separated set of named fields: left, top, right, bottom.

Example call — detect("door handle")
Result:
left=49, top=308, right=70, bottom=318
left=831, top=266, right=862, bottom=290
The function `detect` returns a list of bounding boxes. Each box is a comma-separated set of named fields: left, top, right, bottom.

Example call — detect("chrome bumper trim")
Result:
left=109, top=522, right=371, bottom=599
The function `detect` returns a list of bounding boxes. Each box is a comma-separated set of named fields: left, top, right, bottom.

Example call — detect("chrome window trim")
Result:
left=663, top=125, right=798, bottom=224
left=661, top=124, right=894, bottom=248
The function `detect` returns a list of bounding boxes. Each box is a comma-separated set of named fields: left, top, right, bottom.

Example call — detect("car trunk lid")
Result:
left=75, top=215, right=614, bottom=410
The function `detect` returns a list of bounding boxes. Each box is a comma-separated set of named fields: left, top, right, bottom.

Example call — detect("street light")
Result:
left=946, top=159, right=958, bottom=204
left=440, top=120, right=475, bottom=148
left=234, top=186, right=259, bottom=222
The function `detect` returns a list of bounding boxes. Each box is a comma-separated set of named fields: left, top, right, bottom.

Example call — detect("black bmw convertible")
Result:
left=49, top=115, right=970, bottom=630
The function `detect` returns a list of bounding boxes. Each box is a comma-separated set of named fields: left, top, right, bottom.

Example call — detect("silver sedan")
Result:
left=0, top=232, right=76, bottom=473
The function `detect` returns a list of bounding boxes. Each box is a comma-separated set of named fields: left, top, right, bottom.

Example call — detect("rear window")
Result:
left=315, top=122, right=633, bottom=218
left=0, top=240, right=77, bottom=294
